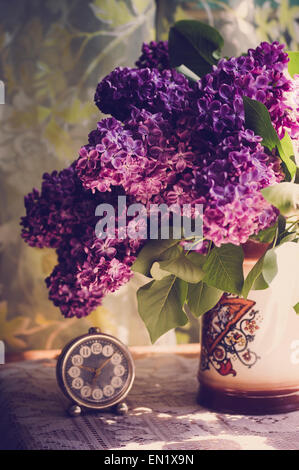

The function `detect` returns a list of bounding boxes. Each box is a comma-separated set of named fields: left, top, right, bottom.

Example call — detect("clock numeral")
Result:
left=92, top=388, right=103, bottom=400
left=72, top=354, right=83, bottom=366
left=103, top=385, right=114, bottom=397
left=81, top=386, right=92, bottom=398
left=102, top=345, right=114, bottom=357
left=72, top=377, right=84, bottom=390
left=111, top=353, right=122, bottom=365
left=111, top=376, right=123, bottom=388
left=68, top=366, right=81, bottom=378
left=91, top=342, right=102, bottom=355
left=114, top=365, right=125, bottom=377
left=80, top=346, right=91, bottom=358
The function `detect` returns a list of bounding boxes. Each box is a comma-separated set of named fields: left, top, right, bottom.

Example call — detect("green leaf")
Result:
left=177, top=278, right=189, bottom=308
left=243, top=96, right=280, bottom=150
left=294, top=302, right=299, bottom=314
left=158, top=243, right=183, bottom=261
left=243, top=96, right=297, bottom=180
left=276, top=214, right=287, bottom=245
left=150, top=262, right=171, bottom=280
left=253, top=224, right=277, bottom=243
left=252, top=272, right=269, bottom=290
left=280, top=131, right=296, bottom=171
left=287, top=51, right=299, bottom=78
left=203, top=244, right=244, bottom=294
left=131, top=239, right=180, bottom=277
left=136, top=275, right=188, bottom=343
left=261, top=183, right=299, bottom=217
left=242, top=255, right=265, bottom=298
left=186, top=251, right=206, bottom=267
left=159, top=253, right=205, bottom=283
left=176, top=64, right=200, bottom=82
left=279, top=232, right=297, bottom=244
left=262, top=248, right=278, bottom=285
left=168, top=20, right=224, bottom=77
left=187, top=281, right=223, bottom=318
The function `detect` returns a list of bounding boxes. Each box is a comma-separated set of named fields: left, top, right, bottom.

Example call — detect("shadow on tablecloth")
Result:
left=0, top=356, right=298, bottom=450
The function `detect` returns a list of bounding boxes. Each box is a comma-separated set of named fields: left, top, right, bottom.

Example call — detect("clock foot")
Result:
left=114, top=402, right=128, bottom=415
left=68, top=404, right=82, bottom=416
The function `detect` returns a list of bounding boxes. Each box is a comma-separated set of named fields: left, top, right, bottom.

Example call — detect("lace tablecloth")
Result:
left=1, top=351, right=299, bottom=450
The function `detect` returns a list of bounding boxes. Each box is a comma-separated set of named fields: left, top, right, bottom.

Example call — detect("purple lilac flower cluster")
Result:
left=135, top=40, right=170, bottom=70
left=81, top=41, right=288, bottom=245
left=21, top=166, right=96, bottom=249
left=76, top=110, right=195, bottom=205
left=21, top=40, right=298, bottom=318
left=194, top=41, right=298, bottom=139
left=94, top=67, right=194, bottom=121
left=21, top=166, right=143, bottom=318
left=46, top=235, right=138, bottom=318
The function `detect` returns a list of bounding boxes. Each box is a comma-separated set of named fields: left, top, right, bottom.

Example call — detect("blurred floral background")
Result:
left=0, top=0, right=298, bottom=354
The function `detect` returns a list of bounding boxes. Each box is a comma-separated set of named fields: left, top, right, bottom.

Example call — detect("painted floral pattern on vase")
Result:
left=200, top=294, right=262, bottom=377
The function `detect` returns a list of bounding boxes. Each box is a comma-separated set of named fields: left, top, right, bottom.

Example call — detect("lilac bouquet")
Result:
left=21, top=21, right=299, bottom=342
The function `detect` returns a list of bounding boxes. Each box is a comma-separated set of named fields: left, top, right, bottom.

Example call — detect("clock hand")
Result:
left=92, top=358, right=111, bottom=384
left=78, top=365, right=96, bottom=373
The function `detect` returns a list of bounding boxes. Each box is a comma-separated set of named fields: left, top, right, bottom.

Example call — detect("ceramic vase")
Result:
left=197, top=242, right=299, bottom=414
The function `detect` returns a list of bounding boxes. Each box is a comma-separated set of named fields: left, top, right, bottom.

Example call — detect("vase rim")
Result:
left=242, top=239, right=270, bottom=261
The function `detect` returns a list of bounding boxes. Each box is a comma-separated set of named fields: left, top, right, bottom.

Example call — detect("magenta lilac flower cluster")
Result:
left=194, top=41, right=298, bottom=139
left=95, top=67, right=194, bottom=121
left=45, top=235, right=139, bottom=318
left=135, top=40, right=170, bottom=70
left=84, top=41, right=288, bottom=245
left=21, top=40, right=298, bottom=318
left=21, top=166, right=143, bottom=318
left=21, top=166, right=97, bottom=249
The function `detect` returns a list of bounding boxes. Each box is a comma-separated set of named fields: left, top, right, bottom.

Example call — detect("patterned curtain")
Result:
left=156, top=0, right=299, bottom=56
left=0, top=0, right=298, bottom=353
left=0, top=0, right=156, bottom=353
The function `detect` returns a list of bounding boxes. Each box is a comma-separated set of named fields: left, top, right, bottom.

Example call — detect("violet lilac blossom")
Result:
left=21, top=40, right=298, bottom=318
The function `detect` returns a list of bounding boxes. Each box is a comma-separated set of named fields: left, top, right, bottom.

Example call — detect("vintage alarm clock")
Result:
left=56, top=327, right=135, bottom=416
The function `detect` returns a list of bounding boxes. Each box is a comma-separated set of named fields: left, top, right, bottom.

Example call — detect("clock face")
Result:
left=57, top=333, right=134, bottom=409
